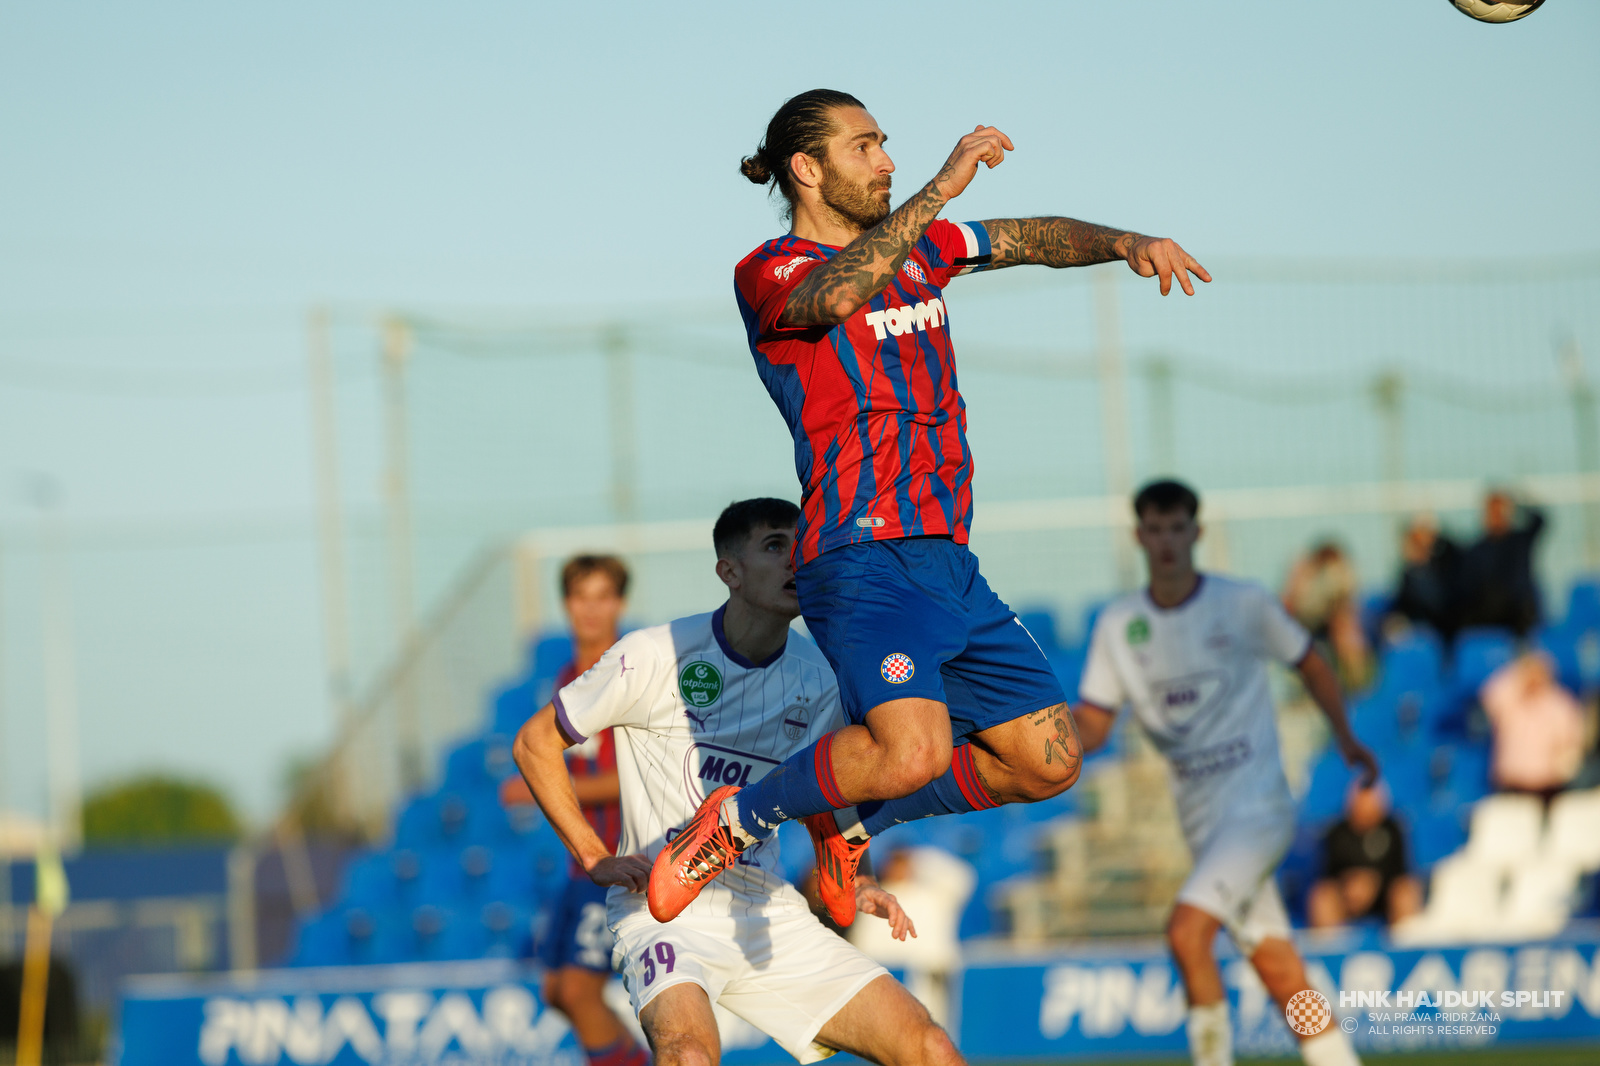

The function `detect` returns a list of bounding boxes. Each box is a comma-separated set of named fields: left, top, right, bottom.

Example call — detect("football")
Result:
left=1450, top=0, right=1548, bottom=22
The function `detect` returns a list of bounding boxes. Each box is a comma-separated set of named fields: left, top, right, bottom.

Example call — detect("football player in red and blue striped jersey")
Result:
left=652, top=89, right=1210, bottom=924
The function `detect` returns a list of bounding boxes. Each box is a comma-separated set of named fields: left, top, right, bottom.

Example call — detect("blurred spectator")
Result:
left=1283, top=539, right=1372, bottom=688
left=1480, top=651, right=1585, bottom=801
left=1453, top=490, right=1546, bottom=637
left=848, top=846, right=974, bottom=1028
left=1389, top=513, right=1461, bottom=640
left=1307, top=782, right=1422, bottom=929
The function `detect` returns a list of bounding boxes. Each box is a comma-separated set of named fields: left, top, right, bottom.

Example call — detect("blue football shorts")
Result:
left=795, top=536, right=1065, bottom=742
left=536, top=875, right=614, bottom=973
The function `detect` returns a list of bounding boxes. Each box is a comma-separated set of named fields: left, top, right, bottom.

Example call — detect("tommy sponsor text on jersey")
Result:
left=554, top=606, right=845, bottom=921
left=733, top=220, right=993, bottom=563
left=1078, top=575, right=1311, bottom=845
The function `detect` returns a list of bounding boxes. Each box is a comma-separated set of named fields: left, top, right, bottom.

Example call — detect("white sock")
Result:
left=720, top=796, right=757, bottom=848
left=1299, top=1028, right=1361, bottom=1066
left=833, top=806, right=869, bottom=843
left=1186, top=1002, right=1232, bottom=1066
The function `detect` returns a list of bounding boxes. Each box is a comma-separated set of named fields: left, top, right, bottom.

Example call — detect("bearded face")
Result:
left=819, top=156, right=891, bottom=230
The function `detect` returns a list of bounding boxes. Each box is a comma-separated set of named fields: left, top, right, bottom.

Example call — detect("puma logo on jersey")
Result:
left=863, top=298, right=946, bottom=340
left=684, top=708, right=711, bottom=731
left=773, top=255, right=811, bottom=282
left=619, top=654, right=635, bottom=676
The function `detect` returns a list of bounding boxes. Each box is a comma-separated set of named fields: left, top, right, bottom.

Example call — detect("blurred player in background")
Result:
left=1072, top=480, right=1375, bottom=1066
left=503, top=555, right=647, bottom=1066
left=654, top=88, right=1211, bottom=923
left=514, top=499, right=960, bottom=1066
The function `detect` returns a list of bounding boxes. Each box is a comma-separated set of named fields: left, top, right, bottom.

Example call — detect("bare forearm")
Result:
left=1071, top=703, right=1116, bottom=754
left=512, top=706, right=611, bottom=871
left=782, top=181, right=949, bottom=327
left=571, top=769, right=620, bottom=806
left=983, top=217, right=1137, bottom=269
left=1299, top=652, right=1353, bottom=740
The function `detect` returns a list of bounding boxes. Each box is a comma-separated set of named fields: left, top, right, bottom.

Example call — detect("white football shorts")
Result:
left=1175, top=806, right=1295, bottom=953
left=611, top=896, right=888, bottom=1064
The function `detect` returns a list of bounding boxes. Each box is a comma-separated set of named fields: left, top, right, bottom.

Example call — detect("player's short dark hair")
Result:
left=740, top=89, right=866, bottom=219
left=560, top=554, right=629, bottom=599
left=713, top=498, right=801, bottom=558
left=1133, top=479, right=1200, bottom=520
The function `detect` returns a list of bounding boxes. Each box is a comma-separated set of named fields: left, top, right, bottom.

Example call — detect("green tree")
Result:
left=81, top=775, right=242, bottom=847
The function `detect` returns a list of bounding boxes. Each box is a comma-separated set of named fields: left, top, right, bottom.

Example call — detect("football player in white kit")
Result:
left=513, top=498, right=963, bottom=1066
left=1073, top=480, right=1376, bottom=1066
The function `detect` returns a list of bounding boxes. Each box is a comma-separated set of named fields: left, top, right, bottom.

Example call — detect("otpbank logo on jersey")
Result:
left=679, top=661, right=723, bottom=707
left=881, top=653, right=915, bottom=684
left=683, top=743, right=781, bottom=803
left=862, top=298, right=946, bottom=341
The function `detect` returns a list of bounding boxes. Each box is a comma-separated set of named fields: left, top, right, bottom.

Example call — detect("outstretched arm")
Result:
left=512, top=704, right=650, bottom=891
left=781, top=125, right=1014, bottom=328
left=1297, top=650, right=1379, bottom=787
left=980, top=218, right=1212, bottom=296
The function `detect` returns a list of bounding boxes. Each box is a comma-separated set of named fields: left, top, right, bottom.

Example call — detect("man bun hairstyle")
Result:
left=1133, top=479, right=1201, bottom=520
left=741, top=89, right=865, bottom=219
left=713, top=498, right=801, bottom=558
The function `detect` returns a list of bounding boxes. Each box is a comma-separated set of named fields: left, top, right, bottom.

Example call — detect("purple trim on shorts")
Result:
left=712, top=603, right=786, bottom=669
left=553, top=693, right=588, bottom=745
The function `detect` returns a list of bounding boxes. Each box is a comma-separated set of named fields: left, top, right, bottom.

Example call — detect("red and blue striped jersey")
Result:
left=734, top=219, right=993, bottom=563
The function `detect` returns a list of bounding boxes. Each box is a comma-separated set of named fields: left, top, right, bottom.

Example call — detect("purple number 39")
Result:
left=640, top=942, right=676, bottom=986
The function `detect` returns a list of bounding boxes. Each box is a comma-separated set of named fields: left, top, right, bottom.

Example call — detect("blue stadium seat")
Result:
left=1078, top=600, right=1110, bottom=649
left=1448, top=628, right=1517, bottom=702
left=1411, top=807, right=1468, bottom=868
left=289, top=911, right=349, bottom=967
left=492, top=681, right=540, bottom=737
left=339, top=850, right=401, bottom=911
left=1376, top=632, right=1444, bottom=697
left=1565, top=579, right=1600, bottom=634
left=464, top=791, right=533, bottom=849
left=1535, top=626, right=1592, bottom=695
left=479, top=901, right=535, bottom=958
left=1047, top=650, right=1086, bottom=703
left=290, top=906, right=385, bottom=968
left=529, top=635, right=575, bottom=684
left=416, top=845, right=478, bottom=906
left=445, top=734, right=514, bottom=790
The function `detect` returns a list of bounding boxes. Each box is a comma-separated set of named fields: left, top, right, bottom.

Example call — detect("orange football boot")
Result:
left=648, top=785, right=745, bottom=922
left=802, top=812, right=869, bottom=927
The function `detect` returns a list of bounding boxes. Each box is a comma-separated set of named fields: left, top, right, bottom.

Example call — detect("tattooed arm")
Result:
left=780, top=125, right=1014, bottom=328
left=981, top=217, right=1213, bottom=296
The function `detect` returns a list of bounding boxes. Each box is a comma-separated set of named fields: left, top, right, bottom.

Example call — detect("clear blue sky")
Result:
left=0, top=1, right=1596, bottom=823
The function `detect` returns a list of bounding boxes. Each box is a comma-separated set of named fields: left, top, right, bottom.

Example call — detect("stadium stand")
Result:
left=288, top=583, right=1600, bottom=965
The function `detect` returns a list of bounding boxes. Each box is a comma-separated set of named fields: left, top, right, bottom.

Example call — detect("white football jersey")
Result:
left=1078, top=575, right=1310, bottom=846
left=555, top=606, right=845, bottom=922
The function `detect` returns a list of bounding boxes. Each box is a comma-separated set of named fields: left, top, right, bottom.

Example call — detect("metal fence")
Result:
left=294, top=255, right=1600, bottom=836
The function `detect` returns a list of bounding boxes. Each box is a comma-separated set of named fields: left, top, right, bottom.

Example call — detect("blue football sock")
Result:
left=733, top=732, right=847, bottom=842
left=855, top=744, right=1001, bottom=837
